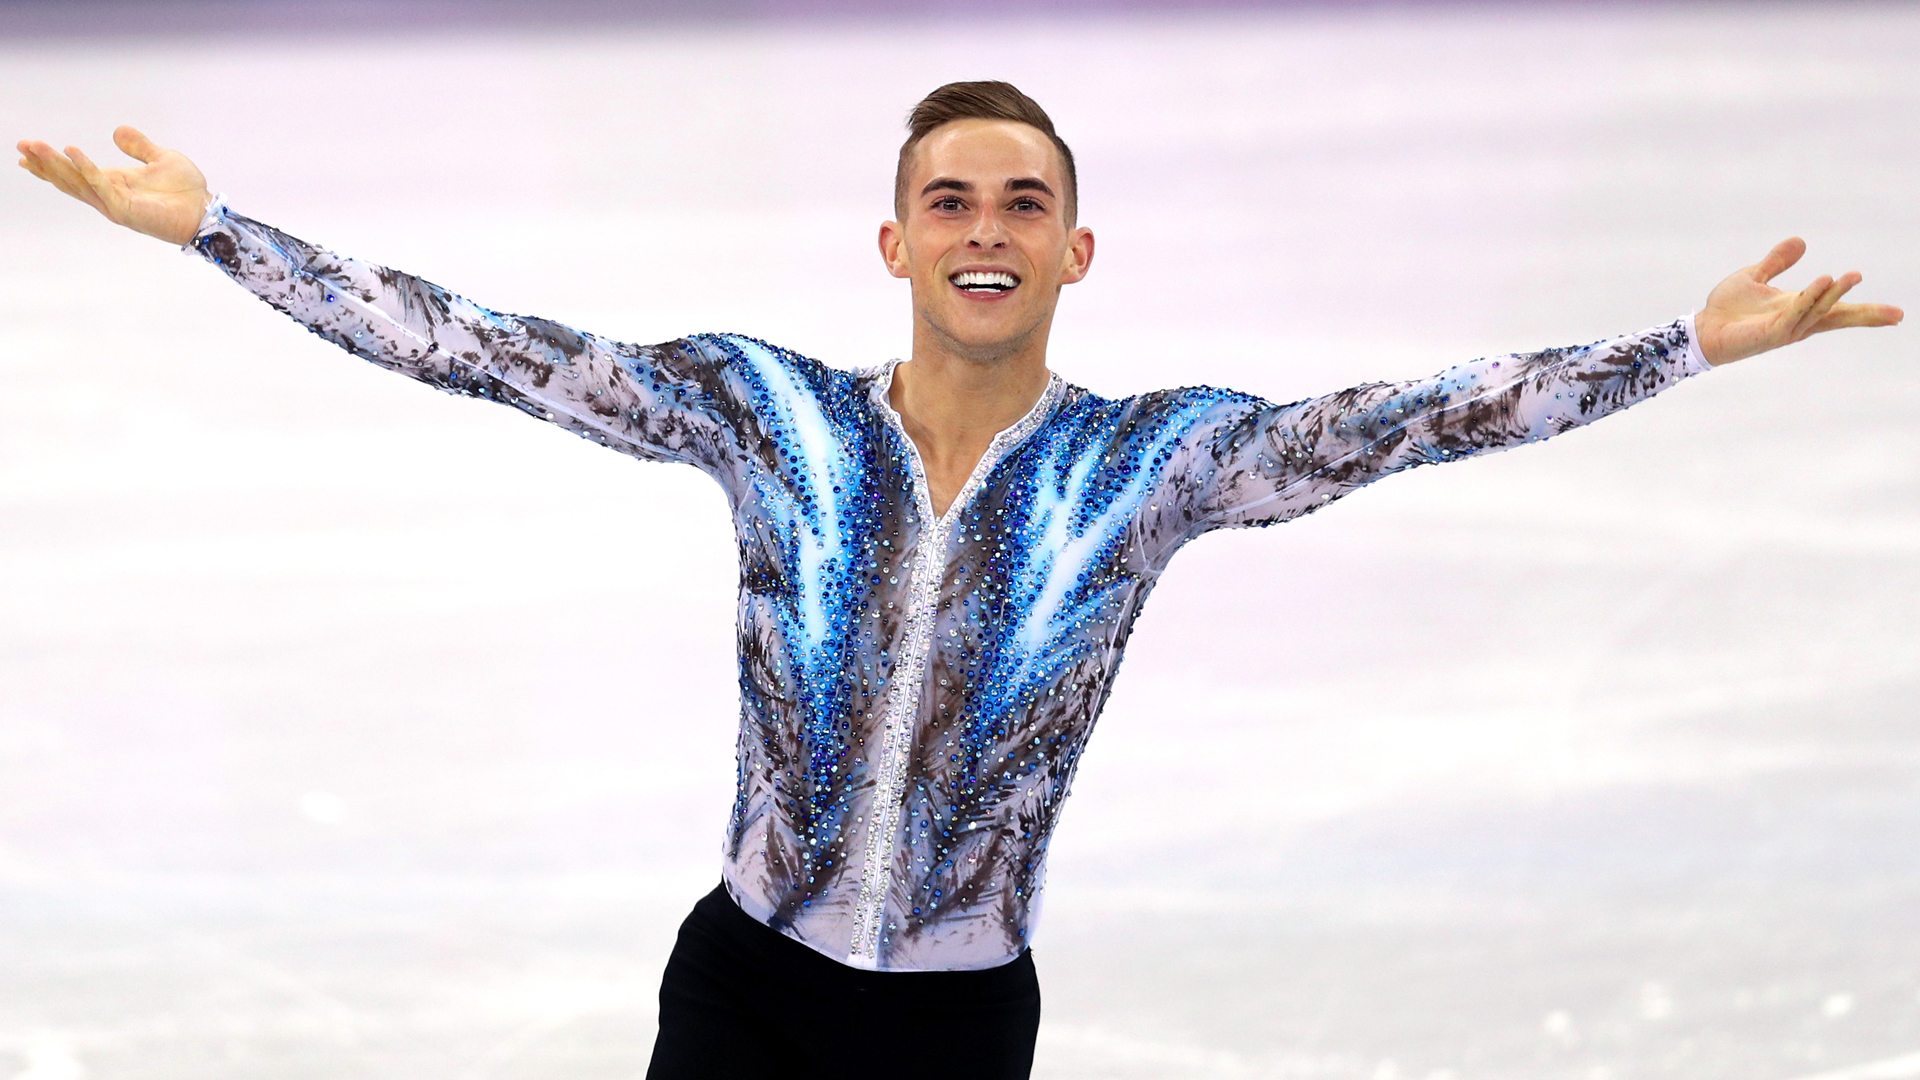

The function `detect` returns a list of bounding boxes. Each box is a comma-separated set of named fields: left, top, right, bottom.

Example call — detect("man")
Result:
left=17, top=81, right=1902, bottom=1079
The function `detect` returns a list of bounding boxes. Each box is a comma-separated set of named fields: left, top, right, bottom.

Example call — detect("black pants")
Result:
left=646, top=883, right=1042, bottom=1079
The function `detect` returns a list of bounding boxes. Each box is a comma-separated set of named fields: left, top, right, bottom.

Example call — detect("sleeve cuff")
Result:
left=1680, top=311, right=1713, bottom=374
left=181, top=192, right=229, bottom=251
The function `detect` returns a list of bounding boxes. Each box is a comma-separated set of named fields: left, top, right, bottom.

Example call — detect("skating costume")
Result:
left=190, top=198, right=1711, bottom=973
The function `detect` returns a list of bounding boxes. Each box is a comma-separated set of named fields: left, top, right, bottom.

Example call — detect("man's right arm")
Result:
left=190, top=198, right=745, bottom=474
left=19, top=127, right=748, bottom=478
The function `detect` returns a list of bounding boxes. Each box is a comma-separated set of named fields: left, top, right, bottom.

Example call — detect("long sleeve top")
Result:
left=188, top=198, right=1711, bottom=971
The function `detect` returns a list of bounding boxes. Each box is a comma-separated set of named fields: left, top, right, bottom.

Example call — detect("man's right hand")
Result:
left=17, top=126, right=210, bottom=246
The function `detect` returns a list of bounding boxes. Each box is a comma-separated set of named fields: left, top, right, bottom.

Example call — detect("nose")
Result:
left=965, top=204, right=1008, bottom=249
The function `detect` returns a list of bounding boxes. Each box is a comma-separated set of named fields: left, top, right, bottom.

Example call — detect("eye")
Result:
left=1010, top=197, right=1043, bottom=212
left=932, top=195, right=966, bottom=212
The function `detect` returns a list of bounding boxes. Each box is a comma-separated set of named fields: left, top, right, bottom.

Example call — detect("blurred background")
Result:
left=2, top=1, right=1917, bottom=1077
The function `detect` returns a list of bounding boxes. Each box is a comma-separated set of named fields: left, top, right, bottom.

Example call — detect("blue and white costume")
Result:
left=190, top=199, right=1711, bottom=972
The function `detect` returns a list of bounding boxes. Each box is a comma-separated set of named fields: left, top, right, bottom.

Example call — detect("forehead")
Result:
left=908, top=119, right=1064, bottom=188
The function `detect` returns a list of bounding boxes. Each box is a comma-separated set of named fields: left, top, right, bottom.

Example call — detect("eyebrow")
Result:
left=920, top=177, right=973, bottom=197
left=918, top=177, right=1056, bottom=199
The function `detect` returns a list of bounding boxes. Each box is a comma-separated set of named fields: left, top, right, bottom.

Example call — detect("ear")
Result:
left=878, top=219, right=911, bottom=279
left=1059, top=225, right=1095, bottom=286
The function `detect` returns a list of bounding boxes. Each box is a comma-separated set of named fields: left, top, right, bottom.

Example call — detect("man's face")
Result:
left=880, top=119, right=1094, bottom=364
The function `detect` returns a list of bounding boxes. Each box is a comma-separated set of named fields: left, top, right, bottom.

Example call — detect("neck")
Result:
left=888, top=317, right=1054, bottom=517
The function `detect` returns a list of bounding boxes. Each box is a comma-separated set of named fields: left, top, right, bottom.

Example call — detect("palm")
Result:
left=16, top=126, right=209, bottom=245
left=1695, top=237, right=1903, bottom=365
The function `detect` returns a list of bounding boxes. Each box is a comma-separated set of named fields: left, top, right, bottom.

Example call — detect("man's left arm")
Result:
left=1139, top=238, right=1902, bottom=558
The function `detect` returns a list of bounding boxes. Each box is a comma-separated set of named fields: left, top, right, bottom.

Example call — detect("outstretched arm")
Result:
left=18, top=128, right=752, bottom=480
left=1137, top=241, right=1902, bottom=559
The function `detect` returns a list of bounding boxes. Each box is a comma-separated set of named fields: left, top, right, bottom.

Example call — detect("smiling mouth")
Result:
left=950, top=270, right=1020, bottom=293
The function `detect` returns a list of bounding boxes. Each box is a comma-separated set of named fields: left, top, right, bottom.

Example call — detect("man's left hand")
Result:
left=1696, top=238, right=1902, bottom=366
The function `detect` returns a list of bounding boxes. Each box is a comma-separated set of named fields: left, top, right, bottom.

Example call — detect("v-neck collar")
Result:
left=867, top=360, right=1065, bottom=529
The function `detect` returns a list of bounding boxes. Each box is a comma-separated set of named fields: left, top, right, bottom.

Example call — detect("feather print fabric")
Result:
left=191, top=199, right=1709, bottom=971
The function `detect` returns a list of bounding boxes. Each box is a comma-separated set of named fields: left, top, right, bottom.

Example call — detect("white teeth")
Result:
left=951, top=271, right=1019, bottom=291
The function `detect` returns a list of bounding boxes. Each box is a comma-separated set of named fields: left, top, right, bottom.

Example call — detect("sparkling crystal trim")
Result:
left=847, top=363, right=1064, bottom=965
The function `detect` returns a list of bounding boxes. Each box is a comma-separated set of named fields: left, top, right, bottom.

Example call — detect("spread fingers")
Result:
left=19, top=141, right=107, bottom=212
left=64, top=145, right=123, bottom=217
left=1781, top=273, right=1833, bottom=336
left=1791, top=272, right=1858, bottom=339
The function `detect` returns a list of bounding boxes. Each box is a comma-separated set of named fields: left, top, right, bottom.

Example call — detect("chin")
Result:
left=928, top=308, right=1044, bottom=361
left=947, top=326, right=1039, bottom=363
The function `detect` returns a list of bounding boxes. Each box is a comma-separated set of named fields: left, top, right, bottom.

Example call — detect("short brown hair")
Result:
left=893, top=81, right=1078, bottom=224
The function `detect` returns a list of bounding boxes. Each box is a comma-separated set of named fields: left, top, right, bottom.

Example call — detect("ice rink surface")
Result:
left=2, top=2, right=1917, bottom=1077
